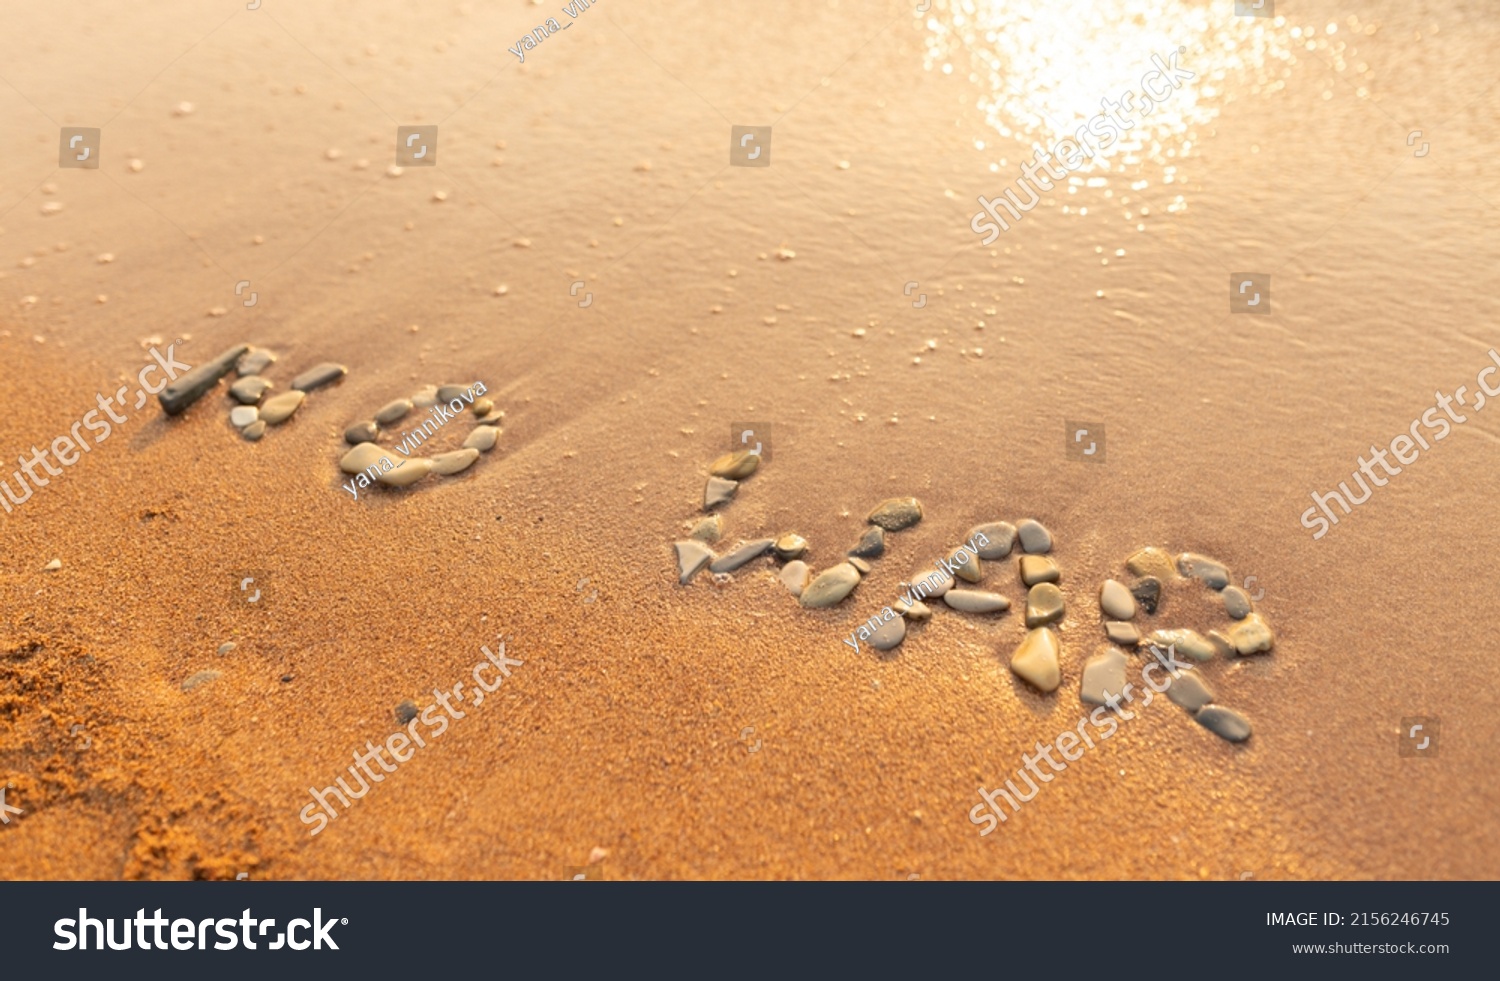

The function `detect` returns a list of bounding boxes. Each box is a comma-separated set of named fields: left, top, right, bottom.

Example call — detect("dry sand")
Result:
left=0, top=0, right=1496, bottom=879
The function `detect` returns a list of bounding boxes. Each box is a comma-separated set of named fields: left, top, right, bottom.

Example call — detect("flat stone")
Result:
left=236, top=348, right=276, bottom=376
left=291, top=362, right=347, bottom=392
left=1125, top=547, right=1176, bottom=581
left=773, top=533, right=807, bottom=560
left=689, top=515, right=723, bottom=544
left=848, top=526, right=886, bottom=559
left=242, top=420, right=266, bottom=441
left=943, top=589, right=1011, bottom=614
left=1130, top=577, right=1161, bottom=615
left=900, top=600, right=933, bottom=621
left=908, top=565, right=953, bottom=598
left=229, top=375, right=272, bottom=405
left=969, top=522, right=1016, bottom=559
left=1019, top=555, right=1060, bottom=586
left=1222, top=585, right=1253, bottom=619
left=1195, top=705, right=1252, bottom=742
left=867, top=497, right=923, bottom=531
left=951, top=548, right=984, bottom=583
left=1177, top=552, right=1230, bottom=590
left=181, top=670, right=221, bottom=692
left=344, top=420, right=379, bottom=445
left=1010, top=627, right=1061, bottom=693
left=1144, top=629, right=1216, bottom=663
left=229, top=405, right=259, bottom=428
left=708, top=449, right=760, bottom=479
left=375, top=399, right=413, bottom=425
left=412, top=385, right=438, bottom=408
left=704, top=476, right=738, bottom=511
left=1080, top=648, right=1128, bottom=707
left=709, top=539, right=773, bottom=574
left=1025, top=582, right=1065, bottom=628
left=340, top=442, right=392, bottom=474
left=377, top=457, right=433, bottom=487
left=159, top=343, right=249, bottom=415
left=437, top=384, right=474, bottom=403
left=780, top=560, right=811, bottom=597
left=868, top=615, right=907, bottom=652
left=1207, top=630, right=1235, bottom=659
left=1104, top=621, right=1141, bottom=646
left=396, top=700, right=419, bottom=725
left=1016, top=519, right=1053, bottom=554
left=1227, top=613, right=1274, bottom=655
left=464, top=426, right=501, bottom=452
left=259, top=390, right=306, bottom=425
left=217, top=642, right=236, bottom=655
left=1166, top=672, right=1215, bottom=712
left=674, top=540, right=715, bottom=584
left=431, top=448, right=480, bottom=475
left=848, top=557, right=872, bottom=575
left=43, top=558, right=61, bottom=571
left=474, top=405, right=505, bottom=425
left=800, top=563, right=861, bottom=608
left=1100, top=579, right=1136, bottom=620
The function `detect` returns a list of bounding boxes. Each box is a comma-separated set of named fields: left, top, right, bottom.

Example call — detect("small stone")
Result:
left=396, top=700, right=419, bottom=725
left=464, top=426, right=501, bottom=452
left=1025, top=582, right=1065, bottom=628
left=375, top=399, right=413, bottom=425
left=1227, top=613, right=1274, bottom=655
left=291, top=362, right=347, bottom=392
left=340, top=442, right=391, bottom=474
left=236, top=349, right=276, bottom=376
left=1099, top=579, right=1136, bottom=620
left=1016, top=519, right=1053, bottom=554
left=1195, top=705, right=1251, bottom=742
left=800, top=563, right=861, bottom=608
left=437, top=384, right=472, bottom=403
left=474, top=405, right=505, bottom=425
left=1207, top=630, right=1235, bottom=659
left=1144, top=629, right=1216, bottom=662
left=709, top=539, right=773, bottom=574
left=229, top=376, right=272, bottom=404
left=181, top=670, right=221, bottom=692
left=848, top=556, right=872, bottom=575
left=942, top=589, right=1010, bottom=614
left=951, top=548, right=984, bottom=583
left=1010, top=627, right=1061, bottom=693
left=908, top=565, right=953, bottom=598
left=1130, top=577, right=1161, bottom=615
left=1019, top=555, right=1060, bottom=586
left=471, top=398, right=494, bottom=416
left=431, top=448, right=480, bottom=475
left=704, top=476, right=738, bottom=511
left=217, top=642, right=236, bottom=655
left=377, top=458, right=433, bottom=487
left=899, top=600, right=933, bottom=621
left=868, top=614, right=907, bottom=651
left=773, top=533, right=807, bottom=560
left=780, top=560, right=811, bottom=597
left=689, top=515, right=723, bottom=543
left=1125, top=547, right=1176, bottom=580
left=969, top=522, right=1016, bottom=559
left=1104, top=622, right=1141, bottom=646
left=708, top=449, right=760, bottom=479
left=259, top=390, right=306, bottom=424
left=344, top=420, right=380, bottom=444
left=1177, top=552, right=1230, bottom=590
left=412, top=385, right=438, bottom=408
left=1222, top=585, right=1253, bottom=619
left=160, top=343, right=250, bottom=415
left=866, top=497, right=923, bottom=531
left=848, top=526, right=886, bottom=559
left=1080, top=648, right=1128, bottom=707
left=43, top=558, right=62, bottom=571
left=229, top=405, right=259, bottom=428
left=1166, top=672, right=1216, bottom=712
left=674, top=540, right=714, bottom=584
left=242, top=420, right=266, bottom=441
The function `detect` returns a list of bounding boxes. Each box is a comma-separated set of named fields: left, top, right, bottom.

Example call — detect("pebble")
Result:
left=1195, top=705, right=1251, bottom=742
left=217, top=642, right=236, bottom=655
left=1177, top=552, right=1230, bottom=590
left=259, top=390, right=306, bottom=425
left=909, top=565, right=953, bottom=598
left=229, top=376, right=273, bottom=405
left=1019, top=555, right=1060, bottom=586
left=704, top=476, right=738, bottom=511
left=1227, top=613, right=1274, bottom=655
left=464, top=426, right=501, bottom=452
left=1166, top=672, right=1216, bottom=712
left=474, top=405, right=505, bottom=425
left=1207, top=630, right=1235, bottom=659
left=160, top=343, right=249, bottom=415
left=377, top=457, right=433, bottom=487
left=674, top=540, right=715, bottom=584
left=1221, top=585, right=1253, bottom=619
left=800, top=563, right=861, bottom=608
left=866, top=615, right=907, bottom=652
left=780, top=560, right=811, bottom=597
left=1080, top=648, right=1128, bottom=707
left=943, top=589, right=1010, bottom=614
left=900, top=599, right=933, bottom=621
left=1125, top=547, right=1176, bottom=581
left=471, top=398, right=494, bottom=417
left=1025, top=582, right=1065, bottom=628
left=848, top=557, right=872, bottom=575
left=340, top=442, right=390, bottom=474
left=412, top=385, right=438, bottom=408
left=709, top=539, right=773, bottom=574
left=708, top=449, right=760, bottom=480
left=229, top=406, right=259, bottom=428
left=242, top=420, right=266, bottom=441
left=236, top=349, right=276, bottom=376
left=773, top=533, right=807, bottom=560
left=181, top=670, right=221, bottom=692
left=431, top=448, right=480, bottom=475
left=848, top=526, right=886, bottom=559
left=396, top=700, right=419, bottom=725
left=1130, top=577, right=1161, bottom=615
left=291, top=362, right=348, bottom=392
left=969, top=522, right=1016, bottom=559
left=867, top=497, right=923, bottom=531
left=1099, top=579, right=1136, bottom=620
left=1104, top=621, right=1141, bottom=646
left=375, top=398, right=413, bottom=425
left=44, top=558, right=62, bottom=571
left=1144, top=629, right=1216, bottom=663
left=344, top=420, right=380, bottom=445
left=1016, top=519, right=1053, bottom=554
left=437, top=384, right=473, bottom=403
left=951, top=549, right=984, bottom=583
left=689, top=515, right=723, bottom=544
left=1010, top=627, right=1061, bottom=693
